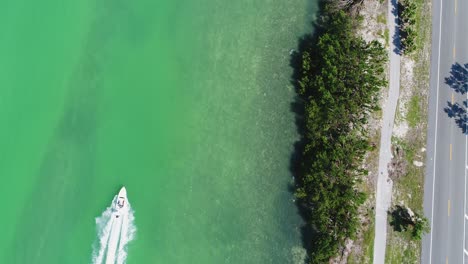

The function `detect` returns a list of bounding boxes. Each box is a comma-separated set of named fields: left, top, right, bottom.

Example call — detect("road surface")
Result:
left=422, top=0, right=468, bottom=263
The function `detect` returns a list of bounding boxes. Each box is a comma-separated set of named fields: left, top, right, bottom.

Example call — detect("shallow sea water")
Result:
left=0, top=0, right=317, bottom=263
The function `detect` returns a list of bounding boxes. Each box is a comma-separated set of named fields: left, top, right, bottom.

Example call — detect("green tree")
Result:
left=412, top=214, right=430, bottom=240
left=399, top=0, right=419, bottom=54
left=293, top=8, right=387, bottom=263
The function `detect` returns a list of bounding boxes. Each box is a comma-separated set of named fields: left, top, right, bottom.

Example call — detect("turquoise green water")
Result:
left=0, top=0, right=316, bottom=263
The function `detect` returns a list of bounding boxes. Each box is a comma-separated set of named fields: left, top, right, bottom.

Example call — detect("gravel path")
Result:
left=372, top=0, right=401, bottom=262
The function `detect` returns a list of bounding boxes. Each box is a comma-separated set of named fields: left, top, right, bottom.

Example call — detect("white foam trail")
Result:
left=93, top=198, right=116, bottom=264
left=117, top=205, right=136, bottom=264
left=92, top=196, right=136, bottom=264
left=105, top=216, right=122, bottom=264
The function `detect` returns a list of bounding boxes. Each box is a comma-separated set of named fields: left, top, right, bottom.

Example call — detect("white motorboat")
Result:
left=114, top=187, right=127, bottom=218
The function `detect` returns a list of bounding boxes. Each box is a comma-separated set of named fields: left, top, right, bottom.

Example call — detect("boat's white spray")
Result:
left=92, top=195, right=136, bottom=264
left=117, top=207, right=136, bottom=264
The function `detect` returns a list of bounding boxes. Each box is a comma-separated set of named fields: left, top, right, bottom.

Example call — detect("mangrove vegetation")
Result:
left=291, top=4, right=387, bottom=263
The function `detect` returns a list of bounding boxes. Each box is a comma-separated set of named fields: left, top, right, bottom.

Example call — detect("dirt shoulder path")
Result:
left=372, top=0, right=401, bottom=262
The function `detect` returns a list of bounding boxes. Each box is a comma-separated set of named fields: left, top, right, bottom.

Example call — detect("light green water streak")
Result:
left=0, top=0, right=316, bottom=263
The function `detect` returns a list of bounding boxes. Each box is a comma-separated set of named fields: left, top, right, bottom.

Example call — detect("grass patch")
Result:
left=394, top=99, right=404, bottom=124
left=347, top=124, right=381, bottom=264
left=407, top=95, right=422, bottom=128
left=391, top=137, right=415, bottom=163
left=347, top=208, right=375, bottom=264
left=374, top=107, right=383, bottom=120
left=377, top=13, right=386, bottom=24
left=397, top=153, right=424, bottom=210
left=386, top=233, right=420, bottom=264
left=363, top=217, right=375, bottom=261
left=357, top=14, right=365, bottom=24
left=378, top=28, right=390, bottom=47
left=385, top=0, right=431, bottom=262
left=384, top=29, right=390, bottom=47
left=347, top=204, right=375, bottom=264
left=410, top=0, right=432, bottom=61
left=385, top=117, right=426, bottom=252
left=386, top=126, right=425, bottom=264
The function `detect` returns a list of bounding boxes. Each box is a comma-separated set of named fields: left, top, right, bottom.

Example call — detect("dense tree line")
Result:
left=292, top=7, right=387, bottom=264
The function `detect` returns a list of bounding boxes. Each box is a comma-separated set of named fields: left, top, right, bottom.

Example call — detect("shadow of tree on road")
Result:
left=444, top=63, right=468, bottom=134
left=444, top=101, right=468, bottom=134
left=391, top=0, right=402, bottom=55
left=445, top=63, right=468, bottom=94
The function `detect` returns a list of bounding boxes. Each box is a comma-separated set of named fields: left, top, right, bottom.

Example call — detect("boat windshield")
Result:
left=117, top=198, right=125, bottom=208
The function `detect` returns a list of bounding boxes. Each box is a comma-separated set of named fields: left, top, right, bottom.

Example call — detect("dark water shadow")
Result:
left=288, top=37, right=311, bottom=264
left=286, top=2, right=329, bottom=262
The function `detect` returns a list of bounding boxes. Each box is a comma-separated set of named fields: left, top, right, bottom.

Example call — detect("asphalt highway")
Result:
left=422, top=0, right=468, bottom=263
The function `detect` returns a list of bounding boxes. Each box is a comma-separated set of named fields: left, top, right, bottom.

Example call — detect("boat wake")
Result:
left=92, top=194, right=136, bottom=264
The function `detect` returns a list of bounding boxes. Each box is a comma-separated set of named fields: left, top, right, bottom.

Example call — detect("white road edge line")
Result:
left=464, top=126, right=467, bottom=260
left=464, top=70, right=467, bottom=263
left=429, top=0, right=443, bottom=263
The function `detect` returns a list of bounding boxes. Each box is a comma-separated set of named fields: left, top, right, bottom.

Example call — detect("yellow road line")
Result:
left=450, top=144, right=453, bottom=160
left=453, top=47, right=456, bottom=58
left=455, top=0, right=458, bottom=14
left=452, top=93, right=454, bottom=103
left=448, top=200, right=451, bottom=216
